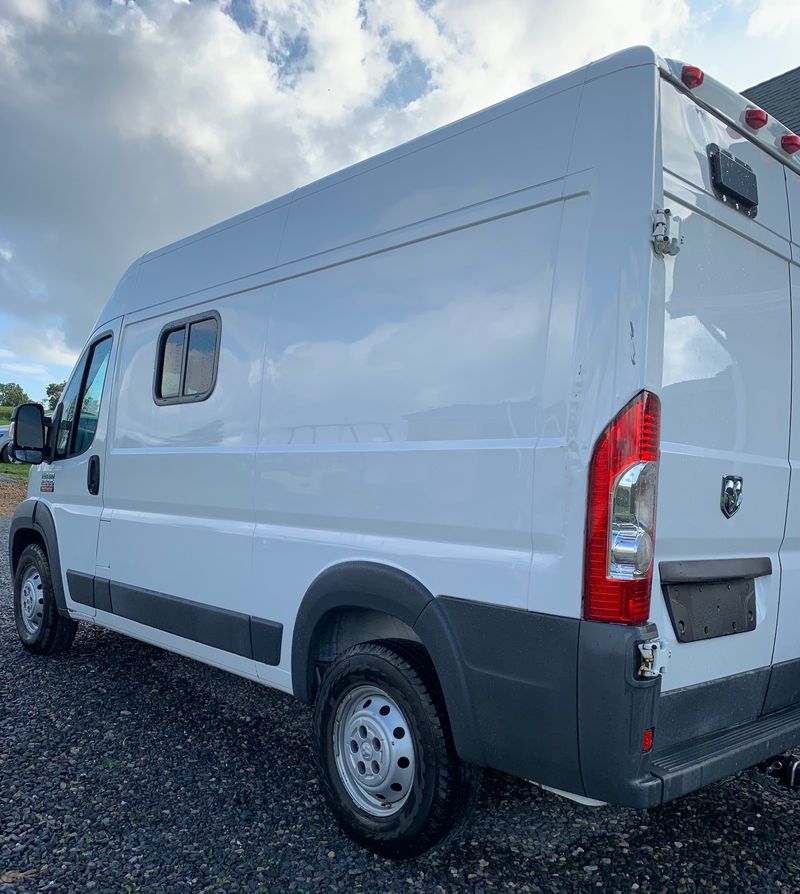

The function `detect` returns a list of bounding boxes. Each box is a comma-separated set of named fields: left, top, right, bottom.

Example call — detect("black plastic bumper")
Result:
left=651, top=700, right=800, bottom=801
left=421, top=596, right=800, bottom=808
left=417, top=597, right=663, bottom=804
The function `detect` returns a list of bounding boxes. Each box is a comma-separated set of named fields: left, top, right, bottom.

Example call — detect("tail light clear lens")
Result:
left=583, top=391, right=661, bottom=624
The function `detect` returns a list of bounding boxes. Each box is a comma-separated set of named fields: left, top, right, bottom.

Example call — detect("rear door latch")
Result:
left=637, top=639, right=670, bottom=678
left=652, top=208, right=683, bottom=257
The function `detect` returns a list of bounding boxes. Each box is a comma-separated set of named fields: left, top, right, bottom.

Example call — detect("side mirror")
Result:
left=11, top=403, right=46, bottom=464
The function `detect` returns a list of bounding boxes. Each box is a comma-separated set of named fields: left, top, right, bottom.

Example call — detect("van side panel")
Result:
left=253, top=200, right=560, bottom=681
left=531, top=63, right=660, bottom=619
left=279, top=84, right=583, bottom=265
left=252, top=61, right=662, bottom=691
left=102, top=291, right=268, bottom=677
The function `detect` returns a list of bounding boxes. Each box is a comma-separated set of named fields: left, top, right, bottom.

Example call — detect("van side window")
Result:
left=54, top=335, right=113, bottom=459
left=154, top=312, right=220, bottom=404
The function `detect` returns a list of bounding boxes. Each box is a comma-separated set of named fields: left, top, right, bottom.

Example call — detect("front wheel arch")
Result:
left=9, top=500, right=69, bottom=617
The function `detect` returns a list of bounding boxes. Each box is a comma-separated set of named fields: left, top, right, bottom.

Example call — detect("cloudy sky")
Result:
left=0, top=0, right=797, bottom=400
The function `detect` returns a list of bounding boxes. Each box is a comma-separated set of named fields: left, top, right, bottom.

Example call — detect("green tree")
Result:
left=0, top=382, right=29, bottom=407
left=46, top=381, right=67, bottom=412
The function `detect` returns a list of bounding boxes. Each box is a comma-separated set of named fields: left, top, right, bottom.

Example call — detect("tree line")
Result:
left=0, top=381, right=66, bottom=412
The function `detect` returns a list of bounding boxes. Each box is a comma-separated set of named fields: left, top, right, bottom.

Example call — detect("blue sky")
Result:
left=0, top=0, right=798, bottom=402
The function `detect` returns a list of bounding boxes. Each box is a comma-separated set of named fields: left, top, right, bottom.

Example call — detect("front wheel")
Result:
left=312, top=640, right=480, bottom=858
left=13, top=543, right=78, bottom=654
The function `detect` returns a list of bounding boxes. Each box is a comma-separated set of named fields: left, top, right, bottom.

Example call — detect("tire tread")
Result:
left=313, top=638, right=479, bottom=858
left=14, top=543, right=78, bottom=655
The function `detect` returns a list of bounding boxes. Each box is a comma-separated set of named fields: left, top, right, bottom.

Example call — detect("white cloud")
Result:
left=747, top=0, right=800, bottom=38
left=4, top=327, right=78, bottom=369
left=0, top=0, right=792, bottom=401
left=0, top=360, right=50, bottom=378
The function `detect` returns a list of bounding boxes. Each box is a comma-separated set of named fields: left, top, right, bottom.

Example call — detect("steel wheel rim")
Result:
left=332, top=684, right=416, bottom=817
left=19, top=566, right=44, bottom=635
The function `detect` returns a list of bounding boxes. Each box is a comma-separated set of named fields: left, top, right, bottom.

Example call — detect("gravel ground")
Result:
left=2, top=516, right=800, bottom=893
left=0, top=482, right=27, bottom=517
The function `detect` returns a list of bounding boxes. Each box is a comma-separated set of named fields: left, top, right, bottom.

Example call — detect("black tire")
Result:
left=13, top=543, right=78, bottom=655
left=313, top=639, right=480, bottom=858
left=0, top=443, right=10, bottom=463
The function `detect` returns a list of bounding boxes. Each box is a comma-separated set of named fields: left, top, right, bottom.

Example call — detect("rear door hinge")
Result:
left=637, top=638, right=670, bottom=678
left=652, top=208, right=683, bottom=257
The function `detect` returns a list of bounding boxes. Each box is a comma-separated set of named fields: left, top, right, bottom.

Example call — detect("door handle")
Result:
left=87, top=454, right=100, bottom=496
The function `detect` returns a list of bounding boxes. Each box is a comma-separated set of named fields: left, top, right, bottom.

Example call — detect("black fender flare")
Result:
left=9, top=498, right=69, bottom=616
left=291, top=561, right=485, bottom=766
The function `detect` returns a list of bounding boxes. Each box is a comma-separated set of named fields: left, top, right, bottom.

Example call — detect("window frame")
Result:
left=53, top=331, right=114, bottom=461
left=152, top=310, right=221, bottom=406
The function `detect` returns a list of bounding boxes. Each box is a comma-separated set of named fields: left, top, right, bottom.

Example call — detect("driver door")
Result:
left=36, top=322, right=120, bottom=617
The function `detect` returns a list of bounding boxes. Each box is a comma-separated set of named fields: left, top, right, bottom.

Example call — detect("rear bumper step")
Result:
left=651, top=702, right=800, bottom=801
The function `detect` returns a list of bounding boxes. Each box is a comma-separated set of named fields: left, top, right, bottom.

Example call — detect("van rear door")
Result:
left=773, top=171, right=800, bottom=694
left=652, top=80, right=792, bottom=692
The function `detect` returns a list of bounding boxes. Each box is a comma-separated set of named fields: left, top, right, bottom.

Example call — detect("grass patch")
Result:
left=0, top=462, right=29, bottom=480
left=0, top=406, right=12, bottom=425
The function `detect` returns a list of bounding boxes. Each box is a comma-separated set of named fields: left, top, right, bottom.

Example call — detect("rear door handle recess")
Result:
left=87, top=454, right=100, bottom=496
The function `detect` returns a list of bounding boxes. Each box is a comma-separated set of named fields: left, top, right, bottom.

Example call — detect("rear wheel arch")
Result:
left=292, top=562, right=434, bottom=704
left=292, top=562, right=485, bottom=767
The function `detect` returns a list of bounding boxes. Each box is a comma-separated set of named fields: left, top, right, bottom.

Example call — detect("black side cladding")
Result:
left=63, top=573, right=284, bottom=666
left=66, top=570, right=94, bottom=607
left=109, top=581, right=254, bottom=658
left=421, top=596, right=583, bottom=794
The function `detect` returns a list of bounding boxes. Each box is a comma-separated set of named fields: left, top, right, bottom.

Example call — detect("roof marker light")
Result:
left=745, top=108, right=768, bottom=130
left=681, top=65, right=704, bottom=89
left=781, top=134, right=800, bottom=155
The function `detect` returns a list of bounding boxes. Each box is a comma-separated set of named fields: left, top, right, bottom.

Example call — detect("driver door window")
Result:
left=54, top=336, right=113, bottom=460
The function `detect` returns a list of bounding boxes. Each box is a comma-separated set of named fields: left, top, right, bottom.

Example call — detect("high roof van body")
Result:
left=10, top=46, right=800, bottom=856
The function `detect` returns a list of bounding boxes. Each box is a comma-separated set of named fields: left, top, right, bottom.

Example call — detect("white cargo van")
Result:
left=9, top=46, right=800, bottom=857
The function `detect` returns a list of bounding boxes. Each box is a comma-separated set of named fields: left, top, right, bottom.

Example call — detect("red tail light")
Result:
left=642, top=728, right=655, bottom=753
left=681, top=65, right=704, bottom=89
left=583, top=391, right=661, bottom=624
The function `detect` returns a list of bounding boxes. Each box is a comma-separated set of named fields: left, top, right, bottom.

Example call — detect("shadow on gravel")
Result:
left=2, top=546, right=800, bottom=892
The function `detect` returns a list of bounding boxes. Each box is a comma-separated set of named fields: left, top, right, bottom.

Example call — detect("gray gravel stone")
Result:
left=1, top=515, right=799, bottom=892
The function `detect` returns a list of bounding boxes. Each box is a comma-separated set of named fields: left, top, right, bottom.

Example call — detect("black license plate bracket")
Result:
left=663, top=577, right=756, bottom=643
